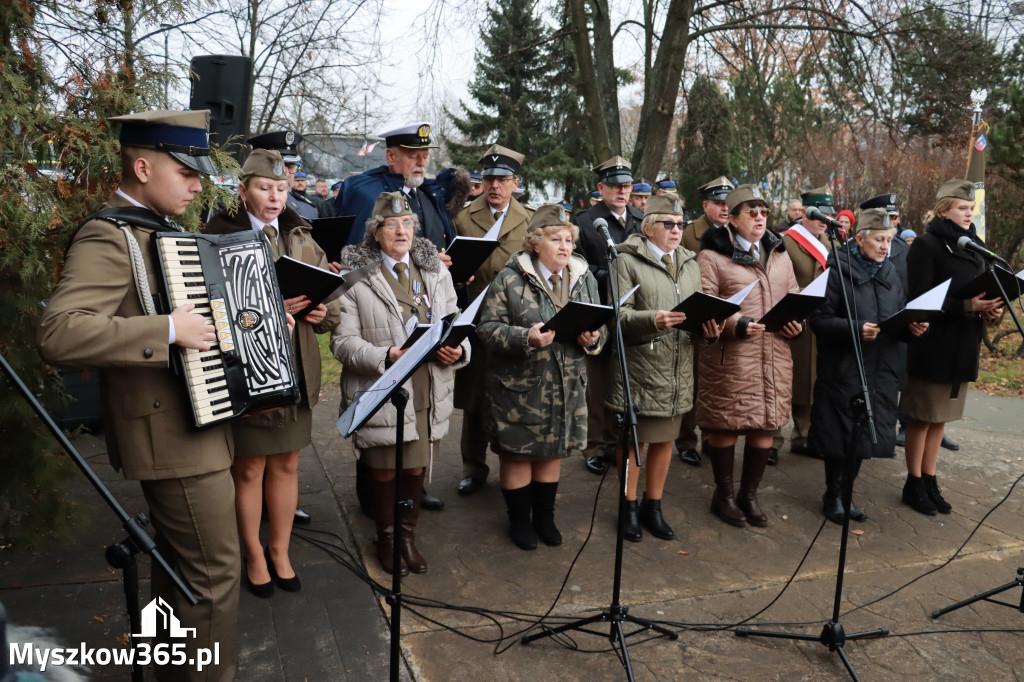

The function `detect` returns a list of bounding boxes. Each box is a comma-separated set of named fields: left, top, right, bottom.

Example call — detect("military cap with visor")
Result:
left=631, top=181, right=653, bottom=197
left=645, top=194, right=684, bottom=218
left=247, top=130, right=303, bottom=165
left=378, top=123, right=439, bottom=149
left=860, top=193, right=900, bottom=215
left=726, top=184, right=769, bottom=213
left=656, top=179, right=677, bottom=192
left=594, top=156, right=633, bottom=185
left=855, top=208, right=895, bottom=235
left=480, top=144, right=524, bottom=177
left=800, top=185, right=836, bottom=216
left=240, top=149, right=289, bottom=183
left=698, top=176, right=735, bottom=201
left=936, top=179, right=974, bottom=202
left=112, top=109, right=217, bottom=175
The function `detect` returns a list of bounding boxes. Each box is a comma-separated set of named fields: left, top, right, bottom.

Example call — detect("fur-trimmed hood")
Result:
left=338, top=236, right=443, bottom=274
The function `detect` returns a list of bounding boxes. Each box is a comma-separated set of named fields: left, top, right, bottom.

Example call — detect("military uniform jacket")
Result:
left=681, top=214, right=721, bottom=253
left=782, top=227, right=832, bottom=404
left=288, top=190, right=319, bottom=222
left=573, top=202, right=644, bottom=301
left=38, top=194, right=234, bottom=480
left=453, top=195, right=533, bottom=301
left=204, top=204, right=341, bottom=421
left=477, top=252, right=605, bottom=458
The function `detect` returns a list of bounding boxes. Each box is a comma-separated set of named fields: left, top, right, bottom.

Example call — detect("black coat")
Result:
left=808, top=246, right=910, bottom=460
left=573, top=202, right=644, bottom=303
left=905, top=217, right=987, bottom=387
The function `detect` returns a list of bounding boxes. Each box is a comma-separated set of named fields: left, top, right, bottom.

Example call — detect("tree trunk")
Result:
left=567, top=0, right=611, bottom=161
left=590, top=0, right=620, bottom=156
left=632, top=0, right=695, bottom=182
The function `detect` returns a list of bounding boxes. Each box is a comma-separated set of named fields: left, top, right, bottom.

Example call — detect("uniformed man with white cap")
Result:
left=333, top=122, right=468, bottom=250
left=38, top=109, right=239, bottom=681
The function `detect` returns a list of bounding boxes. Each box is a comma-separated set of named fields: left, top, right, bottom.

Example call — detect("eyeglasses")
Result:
left=744, top=209, right=771, bottom=218
left=655, top=220, right=685, bottom=231
left=483, top=175, right=517, bottom=184
left=382, top=218, right=415, bottom=231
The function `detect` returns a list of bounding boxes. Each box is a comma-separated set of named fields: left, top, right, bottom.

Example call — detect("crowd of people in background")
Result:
left=34, top=109, right=1004, bottom=681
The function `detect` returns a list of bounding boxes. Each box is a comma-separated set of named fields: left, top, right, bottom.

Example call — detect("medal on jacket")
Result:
left=412, top=279, right=424, bottom=306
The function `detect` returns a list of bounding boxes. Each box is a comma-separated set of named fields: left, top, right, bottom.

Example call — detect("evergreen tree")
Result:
left=676, top=75, right=733, bottom=211
left=444, top=0, right=551, bottom=194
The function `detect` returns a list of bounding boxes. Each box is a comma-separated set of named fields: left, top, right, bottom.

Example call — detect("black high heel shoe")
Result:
left=244, top=555, right=274, bottom=599
left=264, top=546, right=301, bottom=592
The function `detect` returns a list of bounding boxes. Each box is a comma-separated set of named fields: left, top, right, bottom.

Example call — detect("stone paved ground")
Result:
left=4, top=387, right=1024, bottom=681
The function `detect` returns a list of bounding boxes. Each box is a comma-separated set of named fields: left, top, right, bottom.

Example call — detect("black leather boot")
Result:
left=738, top=445, right=771, bottom=527
left=707, top=444, right=746, bottom=527
left=399, top=471, right=428, bottom=573
left=370, top=477, right=408, bottom=576
left=638, top=496, right=674, bottom=540
left=846, top=459, right=867, bottom=521
left=502, top=484, right=537, bottom=550
left=622, top=499, right=642, bottom=542
left=902, top=474, right=937, bottom=515
left=531, top=481, right=562, bottom=546
left=822, top=459, right=845, bottom=525
left=922, top=473, right=952, bottom=514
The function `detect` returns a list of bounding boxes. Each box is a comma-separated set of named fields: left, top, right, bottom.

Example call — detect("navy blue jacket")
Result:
left=334, top=164, right=458, bottom=246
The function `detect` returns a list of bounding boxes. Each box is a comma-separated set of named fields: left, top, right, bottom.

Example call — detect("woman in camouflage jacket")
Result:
left=477, top=205, right=605, bottom=551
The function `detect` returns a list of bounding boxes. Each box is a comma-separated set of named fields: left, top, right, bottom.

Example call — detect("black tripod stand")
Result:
left=932, top=258, right=1024, bottom=622
left=1, top=352, right=196, bottom=682
left=735, top=226, right=889, bottom=681
left=521, top=228, right=677, bottom=680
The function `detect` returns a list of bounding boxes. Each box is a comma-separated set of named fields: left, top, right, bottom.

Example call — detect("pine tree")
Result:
left=676, top=75, right=733, bottom=211
left=444, top=0, right=551, bottom=194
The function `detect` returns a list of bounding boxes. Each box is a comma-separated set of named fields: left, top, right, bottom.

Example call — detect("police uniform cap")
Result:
left=294, top=171, right=307, bottom=179
left=240, top=149, right=289, bottom=183
left=589, top=190, right=602, bottom=200
left=112, top=109, right=217, bottom=175
left=468, top=170, right=483, bottom=183
left=594, top=156, right=633, bottom=185
left=644, top=194, right=684, bottom=218
left=859, top=192, right=899, bottom=215
left=800, top=185, right=835, bottom=216
left=656, top=178, right=677, bottom=192
left=480, top=144, right=524, bottom=177
left=331, top=180, right=343, bottom=192
left=378, top=123, right=438, bottom=149
left=698, top=176, right=735, bottom=201
left=631, top=181, right=652, bottom=196
left=855, top=208, right=894, bottom=235
left=247, top=130, right=303, bottom=165
left=936, top=179, right=974, bottom=202
left=371, top=191, right=414, bottom=221
left=528, top=204, right=571, bottom=232
left=726, top=184, right=768, bottom=213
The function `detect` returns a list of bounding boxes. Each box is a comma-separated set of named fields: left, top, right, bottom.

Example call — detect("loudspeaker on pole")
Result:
left=189, top=55, right=253, bottom=162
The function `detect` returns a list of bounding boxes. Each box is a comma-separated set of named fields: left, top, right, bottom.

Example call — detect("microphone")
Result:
left=804, top=206, right=843, bottom=230
left=957, top=235, right=1009, bottom=266
left=593, top=217, right=618, bottom=257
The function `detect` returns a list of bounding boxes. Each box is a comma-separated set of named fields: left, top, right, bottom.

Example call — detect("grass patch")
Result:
left=976, top=315, right=1024, bottom=396
left=318, top=333, right=342, bottom=386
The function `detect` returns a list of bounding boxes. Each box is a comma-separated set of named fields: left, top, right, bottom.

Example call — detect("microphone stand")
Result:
left=1, top=353, right=197, bottom=682
left=932, top=257, right=1024, bottom=620
left=735, top=226, right=889, bottom=681
left=521, top=233, right=678, bottom=680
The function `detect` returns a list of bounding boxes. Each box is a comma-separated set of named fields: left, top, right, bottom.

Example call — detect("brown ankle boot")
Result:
left=370, top=476, right=408, bottom=576
left=399, top=470, right=428, bottom=573
left=738, top=445, right=771, bottom=527
left=706, top=444, right=746, bottom=527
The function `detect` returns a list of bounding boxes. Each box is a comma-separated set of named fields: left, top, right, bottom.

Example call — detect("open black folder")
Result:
left=955, top=265, right=1024, bottom=303
left=540, top=284, right=640, bottom=343
left=274, top=257, right=374, bottom=318
left=445, top=236, right=501, bottom=285
left=758, top=269, right=829, bottom=332
left=310, top=215, right=356, bottom=263
left=880, top=278, right=950, bottom=335
left=400, top=288, right=488, bottom=350
left=672, top=280, right=758, bottom=333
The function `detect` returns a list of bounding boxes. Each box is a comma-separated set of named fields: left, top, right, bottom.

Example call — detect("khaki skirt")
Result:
left=636, top=414, right=683, bottom=444
left=233, top=405, right=312, bottom=457
left=359, top=408, right=432, bottom=470
left=901, top=377, right=969, bottom=423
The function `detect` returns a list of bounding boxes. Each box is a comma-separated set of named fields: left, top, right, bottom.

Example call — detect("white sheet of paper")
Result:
left=619, top=283, right=641, bottom=306
left=802, top=269, right=830, bottom=297
left=726, top=280, right=759, bottom=305
left=907, top=278, right=951, bottom=311
left=456, top=288, right=488, bottom=324
left=482, top=219, right=502, bottom=241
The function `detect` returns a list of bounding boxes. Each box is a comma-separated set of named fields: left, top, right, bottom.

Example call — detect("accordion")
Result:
left=153, top=231, right=300, bottom=428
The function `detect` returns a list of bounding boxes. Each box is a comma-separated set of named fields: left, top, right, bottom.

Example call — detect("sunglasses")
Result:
left=744, top=209, right=771, bottom=218
left=655, top=220, right=685, bottom=230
